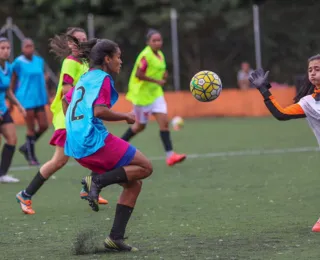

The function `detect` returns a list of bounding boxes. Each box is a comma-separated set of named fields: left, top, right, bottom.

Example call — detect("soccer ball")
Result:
left=171, top=116, right=184, bottom=131
left=190, top=70, right=222, bottom=102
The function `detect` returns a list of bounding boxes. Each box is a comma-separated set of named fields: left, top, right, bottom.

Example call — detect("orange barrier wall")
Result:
left=9, top=87, right=296, bottom=125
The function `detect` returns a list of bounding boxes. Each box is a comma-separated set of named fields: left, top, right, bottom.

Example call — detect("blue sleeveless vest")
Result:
left=65, top=69, right=118, bottom=159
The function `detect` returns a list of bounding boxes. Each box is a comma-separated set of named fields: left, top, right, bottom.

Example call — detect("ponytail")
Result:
left=70, top=36, right=99, bottom=63
left=293, top=75, right=314, bottom=103
left=49, top=27, right=86, bottom=59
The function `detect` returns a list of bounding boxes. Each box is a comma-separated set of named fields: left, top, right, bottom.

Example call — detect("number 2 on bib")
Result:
left=71, top=86, right=85, bottom=121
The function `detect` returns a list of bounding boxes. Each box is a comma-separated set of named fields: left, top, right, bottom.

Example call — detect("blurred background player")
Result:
left=0, top=37, right=26, bottom=183
left=16, top=28, right=108, bottom=215
left=121, top=29, right=186, bottom=166
left=237, top=61, right=254, bottom=90
left=11, top=38, right=48, bottom=166
left=248, top=54, right=320, bottom=233
left=63, top=38, right=153, bottom=252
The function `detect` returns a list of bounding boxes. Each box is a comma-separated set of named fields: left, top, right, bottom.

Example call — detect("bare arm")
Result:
left=10, top=72, right=18, bottom=93
left=94, top=106, right=129, bottom=122
left=163, top=70, right=168, bottom=80
left=62, top=84, right=73, bottom=95
left=62, top=97, right=69, bottom=116
left=136, top=68, right=163, bottom=84
left=6, top=88, right=26, bottom=117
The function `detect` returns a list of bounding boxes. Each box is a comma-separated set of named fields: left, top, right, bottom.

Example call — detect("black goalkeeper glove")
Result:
left=249, top=68, right=272, bottom=98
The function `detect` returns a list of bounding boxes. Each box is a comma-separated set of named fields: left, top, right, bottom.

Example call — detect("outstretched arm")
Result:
left=261, top=88, right=306, bottom=121
left=249, top=68, right=306, bottom=121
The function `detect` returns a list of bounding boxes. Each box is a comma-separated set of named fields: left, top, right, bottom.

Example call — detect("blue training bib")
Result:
left=13, top=55, right=48, bottom=109
left=0, top=61, right=12, bottom=115
left=65, top=69, right=118, bottom=159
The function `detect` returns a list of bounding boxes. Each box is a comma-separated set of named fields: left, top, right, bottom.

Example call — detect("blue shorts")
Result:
left=114, top=145, right=136, bottom=169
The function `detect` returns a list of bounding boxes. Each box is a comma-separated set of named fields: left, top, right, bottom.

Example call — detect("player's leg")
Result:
left=79, top=174, right=109, bottom=205
left=19, top=106, right=48, bottom=165
left=81, top=146, right=152, bottom=252
left=16, top=128, right=108, bottom=214
left=19, top=108, right=38, bottom=165
left=152, top=96, right=186, bottom=166
left=121, top=105, right=148, bottom=141
left=81, top=141, right=152, bottom=212
left=34, top=106, right=48, bottom=142
left=0, top=114, right=19, bottom=183
left=104, top=151, right=152, bottom=251
left=104, top=180, right=142, bottom=252
left=16, top=145, right=69, bottom=214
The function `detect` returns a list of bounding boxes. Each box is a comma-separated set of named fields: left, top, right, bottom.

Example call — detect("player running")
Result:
left=16, top=28, right=108, bottom=215
left=121, top=29, right=186, bottom=166
left=249, top=54, right=320, bottom=233
left=0, top=37, right=26, bottom=183
left=63, top=38, right=153, bottom=252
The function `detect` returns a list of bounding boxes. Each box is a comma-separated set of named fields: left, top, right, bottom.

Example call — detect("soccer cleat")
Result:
left=31, top=156, right=40, bottom=166
left=80, top=187, right=109, bottom=205
left=104, top=236, right=138, bottom=252
left=81, top=176, right=100, bottom=212
left=0, top=175, right=20, bottom=183
left=166, top=152, right=187, bottom=166
left=16, top=191, right=35, bottom=215
left=19, top=145, right=40, bottom=166
left=312, top=218, right=320, bottom=232
left=19, top=145, right=28, bottom=160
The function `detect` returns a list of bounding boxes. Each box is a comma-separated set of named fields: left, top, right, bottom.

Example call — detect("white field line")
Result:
left=9, top=146, right=320, bottom=172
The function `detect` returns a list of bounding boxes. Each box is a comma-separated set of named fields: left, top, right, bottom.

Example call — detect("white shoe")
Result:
left=0, top=175, right=20, bottom=183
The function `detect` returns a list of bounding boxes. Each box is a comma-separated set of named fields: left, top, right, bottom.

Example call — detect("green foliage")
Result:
left=0, top=0, right=320, bottom=91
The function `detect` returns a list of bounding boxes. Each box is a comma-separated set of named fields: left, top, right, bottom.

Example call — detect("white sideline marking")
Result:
left=9, top=146, right=320, bottom=172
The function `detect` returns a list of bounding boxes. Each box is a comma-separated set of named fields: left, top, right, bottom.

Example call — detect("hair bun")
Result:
left=146, top=29, right=160, bottom=41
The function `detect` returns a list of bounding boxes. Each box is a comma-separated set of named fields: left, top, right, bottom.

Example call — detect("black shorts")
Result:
left=0, top=111, right=14, bottom=125
left=26, top=106, right=45, bottom=113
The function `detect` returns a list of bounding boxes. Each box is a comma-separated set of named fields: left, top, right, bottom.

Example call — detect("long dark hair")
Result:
left=49, top=27, right=86, bottom=59
left=293, top=54, right=320, bottom=103
left=68, top=36, right=119, bottom=67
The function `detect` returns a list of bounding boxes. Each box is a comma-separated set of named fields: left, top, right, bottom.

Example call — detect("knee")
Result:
left=6, top=134, right=17, bottom=146
left=143, top=159, right=153, bottom=178
left=129, top=180, right=143, bottom=196
left=132, top=124, right=146, bottom=134
left=38, top=123, right=49, bottom=133
left=159, top=120, right=169, bottom=131
left=134, top=180, right=143, bottom=192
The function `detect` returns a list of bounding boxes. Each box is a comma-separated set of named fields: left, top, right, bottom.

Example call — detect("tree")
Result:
left=1, top=0, right=320, bottom=91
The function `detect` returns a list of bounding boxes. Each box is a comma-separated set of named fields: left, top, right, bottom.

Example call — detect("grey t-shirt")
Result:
left=237, top=69, right=254, bottom=81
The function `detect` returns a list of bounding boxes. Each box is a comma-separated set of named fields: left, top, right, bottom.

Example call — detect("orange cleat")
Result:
left=80, top=189, right=109, bottom=205
left=98, top=196, right=108, bottom=205
left=166, top=152, right=187, bottom=166
left=16, top=191, right=35, bottom=215
left=312, top=218, right=320, bottom=232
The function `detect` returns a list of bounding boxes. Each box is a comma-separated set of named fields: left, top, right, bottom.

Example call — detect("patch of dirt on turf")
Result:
left=72, top=229, right=108, bottom=255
